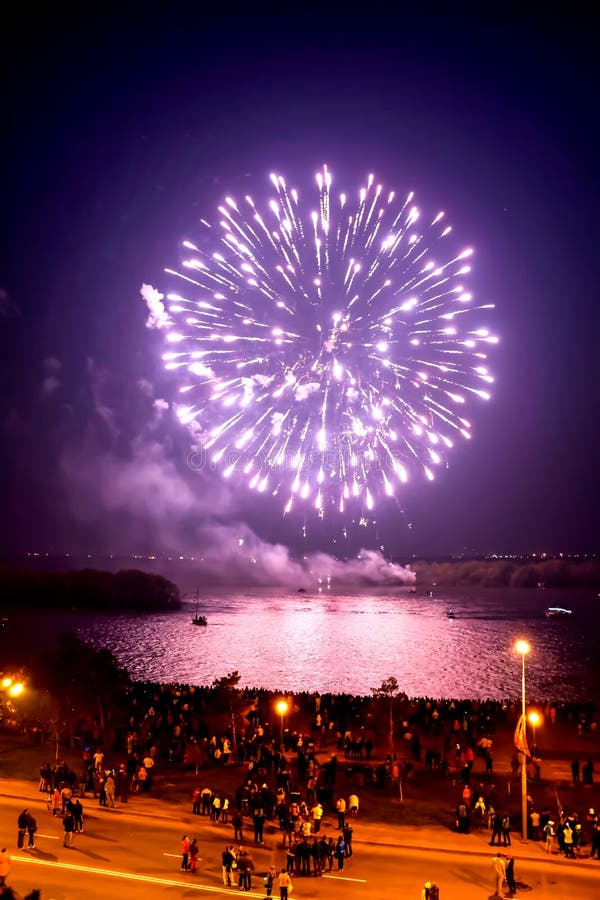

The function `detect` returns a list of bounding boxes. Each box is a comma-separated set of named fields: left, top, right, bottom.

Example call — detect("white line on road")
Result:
left=12, top=855, right=263, bottom=896
left=36, top=834, right=59, bottom=840
left=323, top=874, right=368, bottom=883
left=162, top=852, right=203, bottom=860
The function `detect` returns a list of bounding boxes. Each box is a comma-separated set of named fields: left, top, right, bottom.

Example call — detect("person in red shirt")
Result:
left=181, top=835, right=190, bottom=871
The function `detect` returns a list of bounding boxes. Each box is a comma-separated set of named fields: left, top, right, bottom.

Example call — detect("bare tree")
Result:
left=371, top=676, right=400, bottom=755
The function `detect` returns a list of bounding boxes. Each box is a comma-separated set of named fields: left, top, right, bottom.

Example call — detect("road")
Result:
left=2, top=794, right=599, bottom=899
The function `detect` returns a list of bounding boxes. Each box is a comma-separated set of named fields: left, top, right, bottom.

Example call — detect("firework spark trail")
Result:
left=143, top=166, right=497, bottom=516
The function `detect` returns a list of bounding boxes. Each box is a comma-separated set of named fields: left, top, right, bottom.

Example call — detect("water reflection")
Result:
left=74, top=587, right=600, bottom=700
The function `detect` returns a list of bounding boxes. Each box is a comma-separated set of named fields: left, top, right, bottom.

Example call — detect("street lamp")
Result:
left=1, top=676, right=25, bottom=698
left=276, top=699, right=288, bottom=746
left=515, top=639, right=530, bottom=841
left=528, top=711, right=541, bottom=752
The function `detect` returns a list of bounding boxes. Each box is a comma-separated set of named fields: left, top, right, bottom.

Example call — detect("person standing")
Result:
left=17, top=809, right=29, bottom=849
left=237, top=847, right=254, bottom=891
left=26, top=813, right=37, bottom=849
left=63, top=811, right=75, bottom=848
left=72, top=799, right=84, bottom=833
left=571, top=759, right=580, bottom=784
left=501, top=814, right=511, bottom=847
left=253, top=809, right=265, bottom=845
left=492, top=853, right=506, bottom=897
left=312, top=801, right=323, bottom=833
left=192, top=787, right=201, bottom=815
left=222, top=845, right=235, bottom=885
left=265, top=864, right=277, bottom=897
left=232, top=810, right=244, bottom=842
left=421, top=883, right=440, bottom=900
left=342, top=822, right=353, bottom=857
left=278, top=867, right=292, bottom=900
left=181, top=835, right=190, bottom=871
left=189, top=838, right=199, bottom=873
left=0, top=848, right=10, bottom=887
left=505, top=854, right=517, bottom=895
left=105, top=772, right=116, bottom=808
left=544, top=819, right=555, bottom=853
left=490, top=810, right=503, bottom=845
left=336, top=796, right=346, bottom=830
left=335, top=835, right=346, bottom=870
left=51, top=788, right=61, bottom=817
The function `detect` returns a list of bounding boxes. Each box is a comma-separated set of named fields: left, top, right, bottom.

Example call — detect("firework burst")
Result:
left=143, top=165, right=497, bottom=516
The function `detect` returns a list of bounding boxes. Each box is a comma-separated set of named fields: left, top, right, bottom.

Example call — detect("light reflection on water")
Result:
left=76, top=587, right=600, bottom=700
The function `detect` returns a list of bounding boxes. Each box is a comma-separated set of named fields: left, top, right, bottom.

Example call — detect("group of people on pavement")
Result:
left=492, top=851, right=517, bottom=897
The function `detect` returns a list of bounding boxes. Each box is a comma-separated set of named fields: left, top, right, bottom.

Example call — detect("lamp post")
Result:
left=276, top=699, right=288, bottom=747
left=515, top=639, right=530, bottom=841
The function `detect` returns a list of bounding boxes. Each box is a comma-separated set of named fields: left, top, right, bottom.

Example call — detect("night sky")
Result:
left=1, top=5, right=598, bottom=564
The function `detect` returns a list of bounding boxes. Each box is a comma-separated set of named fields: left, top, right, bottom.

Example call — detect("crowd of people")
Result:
left=2, top=678, right=598, bottom=899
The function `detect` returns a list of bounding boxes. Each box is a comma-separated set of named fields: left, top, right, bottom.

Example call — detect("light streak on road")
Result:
left=323, top=874, right=368, bottom=882
left=12, top=855, right=263, bottom=896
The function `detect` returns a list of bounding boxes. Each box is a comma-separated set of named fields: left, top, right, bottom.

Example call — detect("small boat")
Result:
left=545, top=607, right=573, bottom=619
left=191, top=588, right=207, bottom=626
left=408, top=587, right=417, bottom=594
left=446, top=610, right=456, bottom=619
left=297, top=587, right=307, bottom=593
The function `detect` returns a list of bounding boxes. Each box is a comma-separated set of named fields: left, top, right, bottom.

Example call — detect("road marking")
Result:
left=163, top=853, right=203, bottom=860
left=36, top=834, right=59, bottom=840
left=323, top=874, right=367, bottom=883
left=12, top=855, right=262, bottom=896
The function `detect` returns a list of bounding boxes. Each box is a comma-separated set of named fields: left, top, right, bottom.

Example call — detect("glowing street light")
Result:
left=276, top=699, right=289, bottom=745
left=528, top=710, right=541, bottom=750
left=1, top=676, right=25, bottom=698
left=515, top=639, right=530, bottom=841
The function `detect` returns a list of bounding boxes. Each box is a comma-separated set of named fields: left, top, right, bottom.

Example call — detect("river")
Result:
left=64, top=586, right=600, bottom=701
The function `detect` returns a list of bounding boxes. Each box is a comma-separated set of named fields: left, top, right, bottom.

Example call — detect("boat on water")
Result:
left=545, top=607, right=573, bottom=619
left=408, top=587, right=417, bottom=594
left=191, top=589, right=208, bottom=626
left=446, top=610, right=456, bottom=619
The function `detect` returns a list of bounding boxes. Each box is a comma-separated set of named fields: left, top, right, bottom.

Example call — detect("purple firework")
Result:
left=143, top=165, right=497, bottom=516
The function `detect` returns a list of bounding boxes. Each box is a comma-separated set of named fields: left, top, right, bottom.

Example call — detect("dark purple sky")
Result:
left=1, top=5, right=598, bottom=561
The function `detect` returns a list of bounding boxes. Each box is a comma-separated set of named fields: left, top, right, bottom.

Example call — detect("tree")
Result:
left=211, top=671, right=244, bottom=751
left=371, top=676, right=401, bottom=755
left=35, top=632, right=131, bottom=749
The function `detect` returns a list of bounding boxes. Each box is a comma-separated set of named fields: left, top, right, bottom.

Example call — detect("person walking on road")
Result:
left=72, top=798, right=84, bottom=833
left=278, top=867, right=292, bottom=900
left=0, top=848, right=10, bottom=887
left=421, top=882, right=440, bottom=900
left=501, top=813, right=511, bottom=846
left=189, top=838, right=199, bottom=873
left=505, top=854, right=517, bottom=895
left=335, top=835, right=346, bottom=870
left=265, top=864, right=277, bottom=897
left=181, top=835, right=190, bottom=871
left=492, top=853, right=506, bottom=897
left=544, top=819, right=555, bottom=853
left=222, top=845, right=235, bottom=885
left=17, top=809, right=29, bottom=849
left=26, top=812, right=37, bottom=849
left=63, top=811, right=75, bottom=848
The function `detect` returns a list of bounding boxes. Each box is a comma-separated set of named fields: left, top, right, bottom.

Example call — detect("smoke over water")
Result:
left=21, top=355, right=414, bottom=588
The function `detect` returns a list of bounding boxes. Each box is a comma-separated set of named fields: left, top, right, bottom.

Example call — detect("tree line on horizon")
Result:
left=412, top=558, right=600, bottom=588
left=0, top=565, right=181, bottom=611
